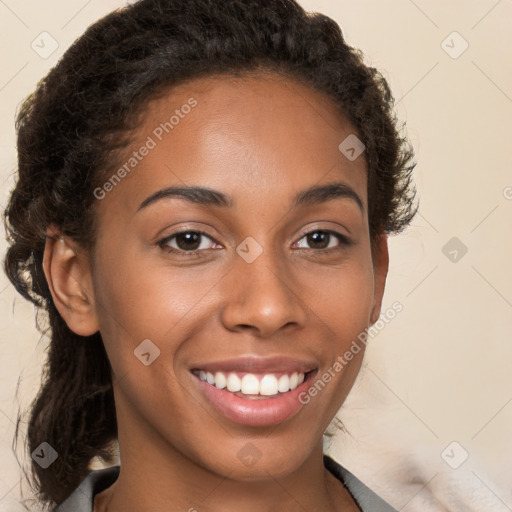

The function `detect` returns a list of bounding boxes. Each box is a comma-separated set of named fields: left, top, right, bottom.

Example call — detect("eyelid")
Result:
left=293, top=228, right=352, bottom=251
left=158, top=228, right=219, bottom=250
left=157, top=225, right=352, bottom=256
left=296, top=223, right=351, bottom=241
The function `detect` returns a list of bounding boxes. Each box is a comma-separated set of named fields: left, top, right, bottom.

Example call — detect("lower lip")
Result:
left=193, top=372, right=316, bottom=426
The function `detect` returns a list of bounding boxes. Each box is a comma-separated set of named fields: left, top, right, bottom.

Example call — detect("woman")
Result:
left=3, top=0, right=416, bottom=510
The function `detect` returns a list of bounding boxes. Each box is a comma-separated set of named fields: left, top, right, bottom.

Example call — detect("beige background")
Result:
left=1, top=0, right=511, bottom=510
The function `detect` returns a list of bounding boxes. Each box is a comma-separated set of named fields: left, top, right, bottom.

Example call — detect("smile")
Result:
left=191, top=367, right=318, bottom=426
left=192, top=370, right=307, bottom=397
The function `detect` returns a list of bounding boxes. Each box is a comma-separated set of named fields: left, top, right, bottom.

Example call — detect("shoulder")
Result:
left=52, top=466, right=120, bottom=512
left=324, top=455, right=398, bottom=512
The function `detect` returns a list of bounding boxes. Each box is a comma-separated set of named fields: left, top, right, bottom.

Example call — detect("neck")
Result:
left=94, top=392, right=360, bottom=512
left=95, top=448, right=359, bottom=512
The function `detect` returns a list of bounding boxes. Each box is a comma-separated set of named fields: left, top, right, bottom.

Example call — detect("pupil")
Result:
left=177, top=232, right=200, bottom=250
left=308, top=231, right=328, bottom=249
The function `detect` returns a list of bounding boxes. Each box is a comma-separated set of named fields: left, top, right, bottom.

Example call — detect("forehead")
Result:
left=95, top=72, right=368, bottom=220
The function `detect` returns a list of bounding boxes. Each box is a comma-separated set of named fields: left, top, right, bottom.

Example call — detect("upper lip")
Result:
left=190, top=355, right=318, bottom=374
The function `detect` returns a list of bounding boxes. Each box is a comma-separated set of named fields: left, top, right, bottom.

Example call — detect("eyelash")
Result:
left=157, top=228, right=352, bottom=257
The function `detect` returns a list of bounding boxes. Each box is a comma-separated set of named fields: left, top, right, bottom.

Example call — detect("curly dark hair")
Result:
left=3, top=0, right=417, bottom=508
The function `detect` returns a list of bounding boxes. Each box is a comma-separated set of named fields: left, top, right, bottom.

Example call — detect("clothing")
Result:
left=53, top=455, right=397, bottom=511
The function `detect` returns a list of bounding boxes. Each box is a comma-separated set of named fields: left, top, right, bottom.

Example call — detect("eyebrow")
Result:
left=136, top=181, right=364, bottom=213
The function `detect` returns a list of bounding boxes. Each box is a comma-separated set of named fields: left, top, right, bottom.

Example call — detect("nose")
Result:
left=220, top=245, right=308, bottom=338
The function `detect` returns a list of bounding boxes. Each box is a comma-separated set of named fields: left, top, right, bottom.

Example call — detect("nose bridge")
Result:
left=220, top=236, right=307, bottom=336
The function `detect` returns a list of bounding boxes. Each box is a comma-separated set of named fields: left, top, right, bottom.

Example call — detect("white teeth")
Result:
left=214, top=371, right=226, bottom=389
left=226, top=372, right=241, bottom=392
left=196, top=370, right=307, bottom=396
left=277, top=374, right=290, bottom=392
left=241, top=374, right=260, bottom=394
left=259, top=374, right=279, bottom=395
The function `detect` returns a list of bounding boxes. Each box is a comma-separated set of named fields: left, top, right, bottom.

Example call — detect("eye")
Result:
left=157, top=228, right=351, bottom=257
left=158, top=230, right=219, bottom=255
left=293, top=229, right=351, bottom=251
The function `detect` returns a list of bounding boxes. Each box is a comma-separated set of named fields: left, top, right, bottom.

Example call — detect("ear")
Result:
left=42, top=224, right=100, bottom=336
left=370, top=234, right=389, bottom=325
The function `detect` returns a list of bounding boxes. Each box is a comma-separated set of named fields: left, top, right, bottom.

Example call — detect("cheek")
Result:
left=301, top=257, right=375, bottom=338
left=94, top=243, right=376, bottom=355
left=91, top=254, right=193, bottom=425
left=91, top=255, right=221, bottom=389
left=303, top=258, right=375, bottom=395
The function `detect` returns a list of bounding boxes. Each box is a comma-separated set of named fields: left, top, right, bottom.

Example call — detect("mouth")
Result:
left=189, top=357, right=319, bottom=426
left=191, top=369, right=316, bottom=399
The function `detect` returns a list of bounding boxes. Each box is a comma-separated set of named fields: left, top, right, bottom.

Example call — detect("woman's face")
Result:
left=82, top=73, right=388, bottom=479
